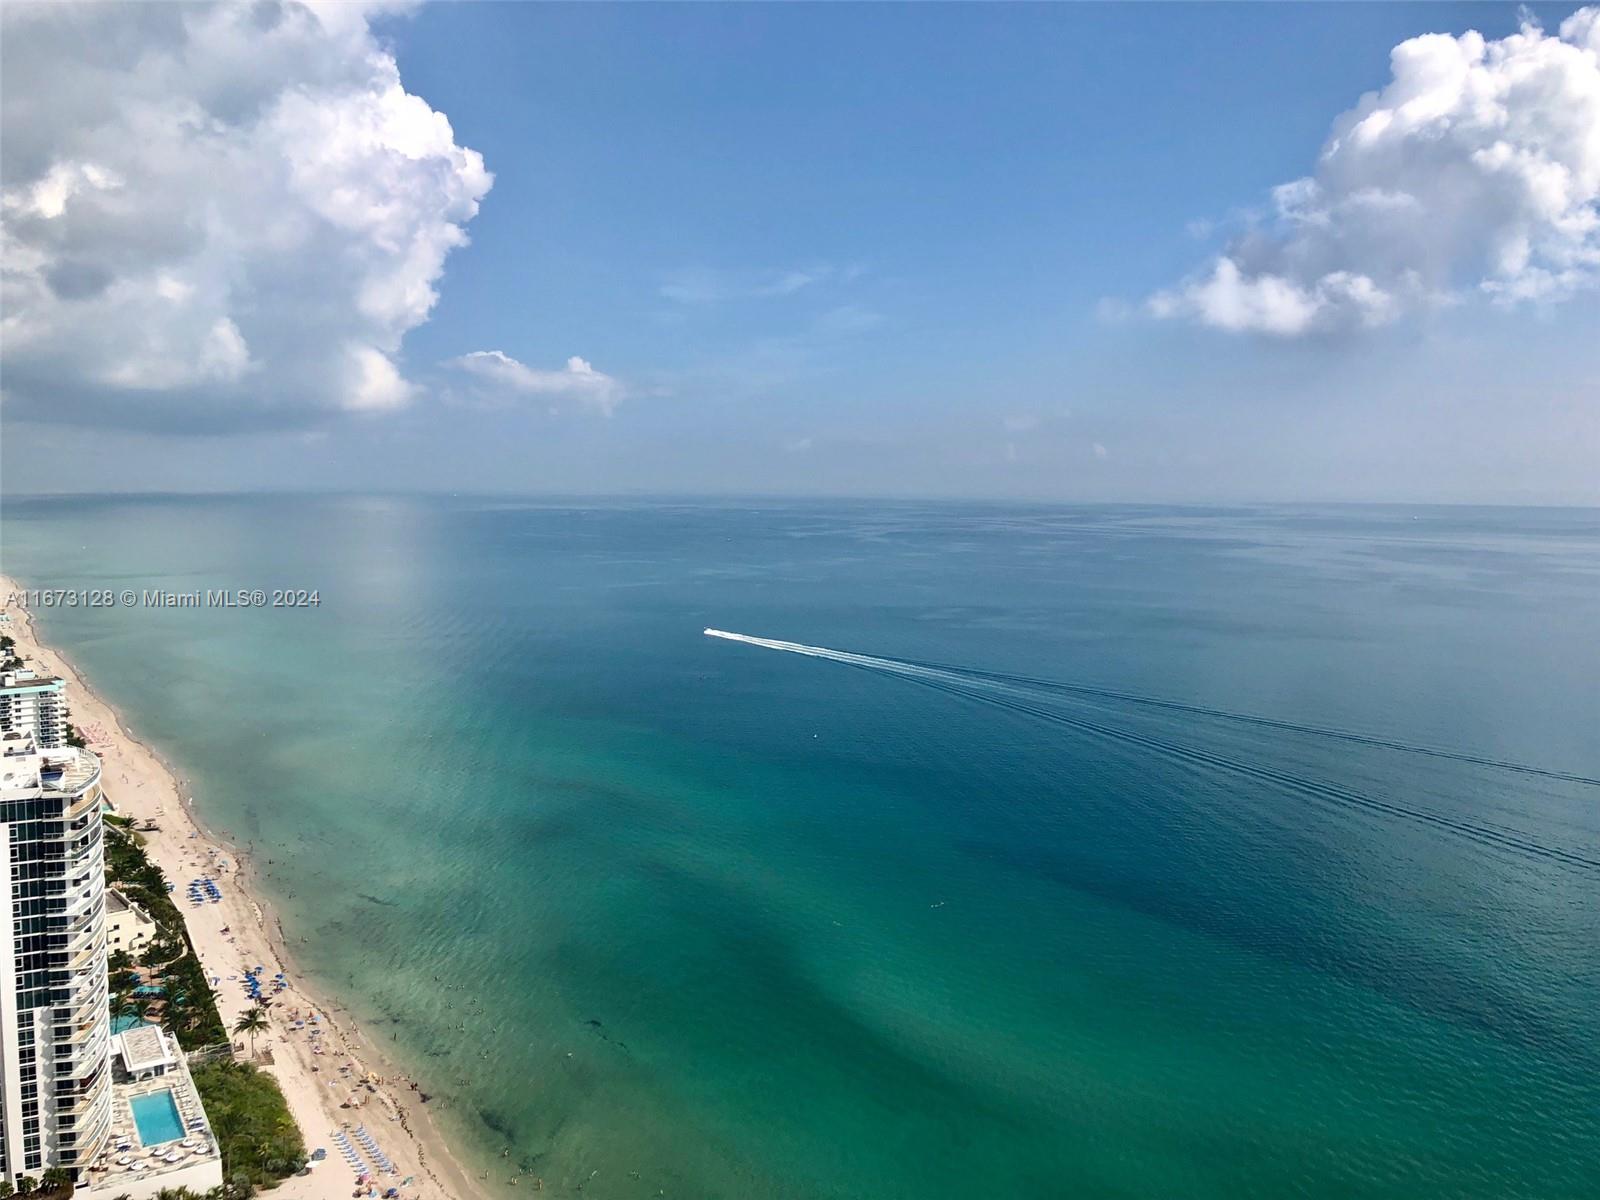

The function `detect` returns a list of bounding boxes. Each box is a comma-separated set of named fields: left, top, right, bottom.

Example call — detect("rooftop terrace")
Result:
left=40, top=748, right=101, bottom=793
left=0, top=745, right=101, bottom=798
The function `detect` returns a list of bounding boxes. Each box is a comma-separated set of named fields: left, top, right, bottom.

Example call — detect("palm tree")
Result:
left=160, top=994, right=192, bottom=1038
left=112, top=989, right=144, bottom=1026
left=233, top=1005, right=269, bottom=1058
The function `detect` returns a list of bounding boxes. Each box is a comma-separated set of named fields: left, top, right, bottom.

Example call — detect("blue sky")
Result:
left=398, top=1, right=1458, bottom=364
left=2, top=1, right=1596, bottom=502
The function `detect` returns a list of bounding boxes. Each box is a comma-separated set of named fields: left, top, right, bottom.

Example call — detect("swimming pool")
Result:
left=129, top=1089, right=184, bottom=1146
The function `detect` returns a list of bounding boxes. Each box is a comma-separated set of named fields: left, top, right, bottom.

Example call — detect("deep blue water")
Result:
left=3, top=496, right=1598, bottom=1198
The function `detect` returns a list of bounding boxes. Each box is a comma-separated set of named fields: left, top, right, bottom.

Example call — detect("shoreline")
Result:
left=1, top=577, right=496, bottom=1200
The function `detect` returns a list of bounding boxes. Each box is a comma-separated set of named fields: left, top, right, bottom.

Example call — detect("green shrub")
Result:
left=191, top=1061, right=306, bottom=1189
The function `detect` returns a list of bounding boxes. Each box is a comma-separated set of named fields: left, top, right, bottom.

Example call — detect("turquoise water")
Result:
left=130, top=1089, right=184, bottom=1146
left=3, top=496, right=1598, bottom=1198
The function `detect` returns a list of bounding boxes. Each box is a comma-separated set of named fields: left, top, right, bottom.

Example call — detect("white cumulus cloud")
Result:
left=1150, top=9, right=1600, bottom=335
left=0, top=0, right=491, bottom=430
left=448, top=350, right=624, bottom=415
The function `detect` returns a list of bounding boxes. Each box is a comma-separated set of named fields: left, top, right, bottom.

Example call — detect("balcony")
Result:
left=56, top=1072, right=111, bottom=1127
left=57, top=1031, right=108, bottom=1077
left=65, top=964, right=107, bottom=993
left=60, top=882, right=104, bottom=920
left=64, top=905, right=103, bottom=937
left=58, top=1016, right=104, bottom=1048
left=60, top=985, right=108, bottom=1024
left=56, top=1038, right=109, bottom=1080
left=69, top=934, right=105, bottom=973
left=70, top=841, right=104, bottom=871
left=64, top=1106, right=113, bottom=1168
left=65, top=1050, right=109, bottom=1087
left=64, top=913, right=105, bottom=955
left=56, top=988, right=108, bottom=1033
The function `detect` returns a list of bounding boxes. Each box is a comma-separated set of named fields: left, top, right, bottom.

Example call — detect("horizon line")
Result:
left=1, top=488, right=1595, bottom=512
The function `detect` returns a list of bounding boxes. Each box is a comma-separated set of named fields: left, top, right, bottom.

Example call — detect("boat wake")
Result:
left=703, top=629, right=1600, bottom=872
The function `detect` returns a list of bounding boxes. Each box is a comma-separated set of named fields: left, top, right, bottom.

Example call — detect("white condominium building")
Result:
left=105, top=891, right=156, bottom=958
left=0, top=673, right=69, bottom=751
left=0, top=726, right=112, bottom=1186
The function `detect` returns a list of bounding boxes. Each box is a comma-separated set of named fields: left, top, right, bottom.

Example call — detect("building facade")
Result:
left=105, top=891, right=156, bottom=958
left=0, top=727, right=112, bottom=1185
left=0, top=674, right=68, bottom=751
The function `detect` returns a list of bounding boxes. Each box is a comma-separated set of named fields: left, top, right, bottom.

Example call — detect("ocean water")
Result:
left=3, top=495, right=1597, bottom=1199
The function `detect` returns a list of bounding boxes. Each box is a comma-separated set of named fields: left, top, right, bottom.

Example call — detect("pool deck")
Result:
left=80, top=1053, right=224, bottom=1198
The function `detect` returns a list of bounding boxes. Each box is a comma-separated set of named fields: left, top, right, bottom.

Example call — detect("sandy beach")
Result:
left=1, top=577, right=496, bottom=1200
